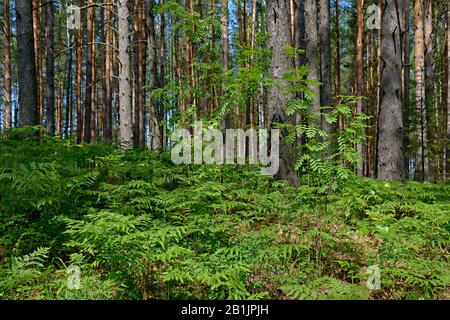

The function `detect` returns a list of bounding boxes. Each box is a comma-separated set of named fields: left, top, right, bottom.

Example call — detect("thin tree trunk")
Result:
left=334, top=0, right=340, bottom=100
left=3, top=0, right=11, bottom=128
left=32, top=0, right=42, bottom=126
left=304, top=0, right=321, bottom=116
left=319, top=0, right=333, bottom=133
left=447, top=4, right=450, bottom=179
left=45, top=1, right=55, bottom=135
left=134, top=0, right=147, bottom=148
left=424, top=0, right=434, bottom=180
left=17, top=0, right=39, bottom=126
left=76, top=0, right=83, bottom=143
left=413, top=0, right=428, bottom=181
left=103, top=1, right=113, bottom=143
left=84, top=0, right=95, bottom=143
left=118, top=0, right=133, bottom=148
left=355, top=0, right=365, bottom=175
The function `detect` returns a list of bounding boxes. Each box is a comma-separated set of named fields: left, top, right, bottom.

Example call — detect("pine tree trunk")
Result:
left=17, top=0, right=39, bottom=126
left=304, top=0, right=321, bottom=116
left=355, top=0, right=365, bottom=175
left=84, top=0, right=95, bottom=143
left=134, top=0, right=147, bottom=148
left=76, top=0, right=83, bottom=143
left=377, top=0, right=406, bottom=181
left=267, top=0, right=299, bottom=186
left=3, top=0, right=11, bottom=128
left=413, top=0, right=428, bottom=181
left=319, top=0, right=333, bottom=133
left=447, top=4, right=450, bottom=179
left=45, top=1, right=55, bottom=135
left=32, top=0, right=42, bottom=126
left=103, top=1, right=113, bottom=143
left=118, top=0, right=133, bottom=148
left=424, top=0, right=434, bottom=180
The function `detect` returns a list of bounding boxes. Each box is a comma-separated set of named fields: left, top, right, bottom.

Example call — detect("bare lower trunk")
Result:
left=118, top=0, right=133, bottom=148
left=45, top=1, right=55, bottom=135
left=377, top=0, right=406, bottom=181
left=267, top=0, right=299, bottom=186
left=3, top=0, right=11, bottom=128
left=17, top=0, right=39, bottom=126
left=304, top=0, right=321, bottom=116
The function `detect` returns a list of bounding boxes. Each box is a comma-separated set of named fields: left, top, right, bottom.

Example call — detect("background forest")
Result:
left=0, top=0, right=449, bottom=300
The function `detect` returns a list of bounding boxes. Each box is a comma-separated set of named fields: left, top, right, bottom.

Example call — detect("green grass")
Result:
left=0, top=127, right=449, bottom=300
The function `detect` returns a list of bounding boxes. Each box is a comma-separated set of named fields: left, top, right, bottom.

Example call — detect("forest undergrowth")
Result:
left=0, top=127, right=448, bottom=300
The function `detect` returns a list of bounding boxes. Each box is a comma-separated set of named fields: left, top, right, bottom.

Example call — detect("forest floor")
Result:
left=0, top=127, right=449, bottom=300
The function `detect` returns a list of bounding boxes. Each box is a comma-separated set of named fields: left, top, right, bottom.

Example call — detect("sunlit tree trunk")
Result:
left=413, top=0, right=428, bottom=181
left=118, top=0, right=133, bottom=148
left=424, top=0, right=434, bottom=180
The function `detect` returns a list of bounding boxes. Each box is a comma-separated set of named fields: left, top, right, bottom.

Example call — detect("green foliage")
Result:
left=0, top=129, right=448, bottom=300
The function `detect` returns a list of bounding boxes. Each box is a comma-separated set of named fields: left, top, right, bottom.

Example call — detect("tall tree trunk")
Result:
left=146, top=0, right=161, bottom=149
left=3, top=0, right=11, bottom=128
left=84, top=0, right=95, bottom=143
left=103, top=1, right=113, bottom=143
left=267, top=0, right=299, bottom=186
left=159, top=0, right=166, bottom=145
left=32, top=0, right=42, bottom=126
left=118, top=0, right=133, bottom=148
left=333, top=0, right=340, bottom=100
left=377, top=0, right=406, bottom=181
left=134, top=0, right=147, bottom=148
left=304, top=0, right=321, bottom=116
left=76, top=0, right=83, bottom=143
left=447, top=4, right=450, bottom=179
left=424, top=0, right=434, bottom=180
left=319, top=0, right=333, bottom=133
left=413, top=0, right=428, bottom=181
left=355, top=0, right=365, bottom=175
left=221, top=0, right=229, bottom=72
left=45, top=1, right=55, bottom=135
left=17, top=0, right=39, bottom=126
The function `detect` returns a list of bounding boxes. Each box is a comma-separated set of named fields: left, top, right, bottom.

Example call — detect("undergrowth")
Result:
left=0, top=127, right=448, bottom=300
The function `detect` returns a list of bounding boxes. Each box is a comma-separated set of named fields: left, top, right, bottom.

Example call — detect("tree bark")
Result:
left=118, top=0, right=133, bottom=148
left=3, top=0, right=11, bottom=128
left=84, top=0, right=95, bottom=143
left=355, top=0, right=365, bottom=175
left=413, top=0, right=428, bottom=181
left=424, top=0, right=434, bottom=180
left=267, top=0, right=299, bottom=186
left=319, top=0, right=333, bottom=133
left=134, top=0, right=147, bottom=148
left=17, top=0, right=39, bottom=126
left=76, top=0, right=83, bottom=143
left=377, top=0, right=406, bottom=181
left=45, top=1, right=55, bottom=135
left=103, top=1, right=113, bottom=143
left=32, top=0, right=42, bottom=126
left=304, top=0, right=321, bottom=116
